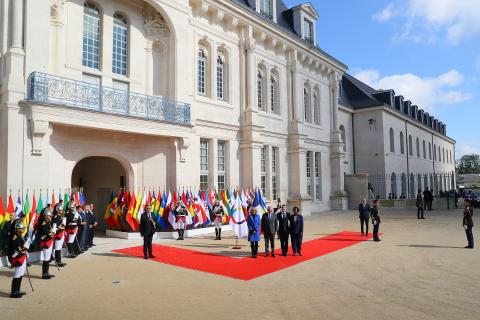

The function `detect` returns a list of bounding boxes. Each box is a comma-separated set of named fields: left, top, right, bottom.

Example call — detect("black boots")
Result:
left=10, top=277, right=26, bottom=298
left=177, top=229, right=185, bottom=240
left=67, top=243, right=77, bottom=258
left=215, top=228, right=219, bottom=240
left=55, top=250, right=66, bottom=267
left=181, top=229, right=185, bottom=240
left=42, top=261, right=55, bottom=279
left=218, top=228, right=221, bottom=240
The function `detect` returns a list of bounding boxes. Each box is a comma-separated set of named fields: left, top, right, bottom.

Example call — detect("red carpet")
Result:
left=113, top=231, right=373, bottom=280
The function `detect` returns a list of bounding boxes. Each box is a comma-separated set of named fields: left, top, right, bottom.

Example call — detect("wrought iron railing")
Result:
left=26, top=72, right=191, bottom=125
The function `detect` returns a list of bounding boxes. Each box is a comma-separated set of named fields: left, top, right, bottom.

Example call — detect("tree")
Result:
left=457, top=154, right=480, bottom=174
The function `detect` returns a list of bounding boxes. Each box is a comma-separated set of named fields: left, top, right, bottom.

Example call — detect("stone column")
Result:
left=245, top=36, right=256, bottom=112
left=11, top=0, right=24, bottom=50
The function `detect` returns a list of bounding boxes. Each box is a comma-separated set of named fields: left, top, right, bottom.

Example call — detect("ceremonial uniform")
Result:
left=213, top=204, right=224, bottom=240
left=175, top=206, right=188, bottom=240
left=8, top=223, right=29, bottom=298
left=52, top=204, right=67, bottom=267
left=65, top=202, right=80, bottom=257
left=39, top=209, right=56, bottom=279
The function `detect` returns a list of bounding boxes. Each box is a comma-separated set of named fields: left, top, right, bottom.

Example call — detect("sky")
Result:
left=283, top=0, right=479, bottom=159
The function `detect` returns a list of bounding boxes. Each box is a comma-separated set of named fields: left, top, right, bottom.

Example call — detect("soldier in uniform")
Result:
left=52, top=203, right=67, bottom=267
left=38, top=207, right=56, bottom=279
left=175, top=203, right=188, bottom=240
left=212, top=201, right=224, bottom=240
left=9, top=223, right=29, bottom=298
left=2, top=210, right=21, bottom=260
left=65, top=201, right=79, bottom=258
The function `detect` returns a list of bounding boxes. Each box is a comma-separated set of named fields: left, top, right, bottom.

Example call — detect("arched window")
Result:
left=416, top=138, right=420, bottom=157
left=82, top=3, right=101, bottom=69
left=418, top=173, right=422, bottom=191
left=270, top=72, right=279, bottom=114
left=389, top=128, right=395, bottom=153
left=400, top=131, right=405, bottom=154
left=339, top=125, right=346, bottom=152
left=408, top=135, right=413, bottom=156
left=433, top=144, right=436, bottom=161
left=216, top=55, right=224, bottom=100
left=401, top=173, right=407, bottom=198
left=442, top=148, right=445, bottom=163
left=429, top=142, right=432, bottom=159
left=449, top=150, right=452, bottom=164
left=112, top=13, right=128, bottom=76
left=303, top=84, right=312, bottom=123
left=197, top=48, right=207, bottom=95
left=313, top=87, right=320, bottom=125
left=257, top=68, right=265, bottom=110
left=423, top=140, right=426, bottom=159
left=390, top=173, right=397, bottom=199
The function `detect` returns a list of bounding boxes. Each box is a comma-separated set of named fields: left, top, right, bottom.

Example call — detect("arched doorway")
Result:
left=72, top=157, right=127, bottom=230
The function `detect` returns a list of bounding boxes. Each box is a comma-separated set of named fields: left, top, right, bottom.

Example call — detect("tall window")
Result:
left=82, top=3, right=101, bottom=69
left=339, top=125, right=346, bottom=152
left=112, top=13, right=128, bottom=75
left=306, top=151, right=312, bottom=196
left=442, top=148, right=445, bottom=163
left=216, top=55, right=224, bottom=100
left=429, top=142, right=432, bottom=159
left=259, top=0, right=273, bottom=19
left=314, top=152, right=321, bottom=201
left=400, top=132, right=405, bottom=154
left=313, top=89, right=320, bottom=125
left=261, top=146, right=267, bottom=197
left=416, top=138, right=420, bottom=157
left=304, top=85, right=311, bottom=123
left=217, top=141, right=226, bottom=191
left=303, top=18, right=314, bottom=43
left=271, top=147, right=278, bottom=201
left=257, top=70, right=264, bottom=110
left=423, top=140, right=426, bottom=159
left=200, top=139, right=209, bottom=191
left=197, top=49, right=206, bottom=95
left=433, top=145, right=436, bottom=161
left=389, top=128, right=395, bottom=153
left=270, top=75, right=278, bottom=114
left=408, top=135, right=413, bottom=156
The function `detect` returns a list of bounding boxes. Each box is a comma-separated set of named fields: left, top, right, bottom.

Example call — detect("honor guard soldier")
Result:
left=65, top=201, right=79, bottom=258
left=175, top=203, right=188, bottom=240
left=8, top=223, right=29, bottom=298
left=2, top=210, right=21, bottom=263
left=213, top=201, right=224, bottom=240
left=52, top=203, right=67, bottom=267
left=39, top=208, right=56, bottom=279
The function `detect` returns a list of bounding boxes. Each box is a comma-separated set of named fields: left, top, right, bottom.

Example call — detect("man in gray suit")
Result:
left=261, top=205, right=278, bottom=257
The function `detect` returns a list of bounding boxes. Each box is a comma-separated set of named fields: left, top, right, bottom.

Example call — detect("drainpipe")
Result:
left=352, top=112, right=356, bottom=173
left=405, top=120, right=410, bottom=198
left=431, top=133, right=436, bottom=195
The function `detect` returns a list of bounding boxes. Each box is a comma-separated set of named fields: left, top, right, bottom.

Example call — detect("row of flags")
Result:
left=104, top=187, right=268, bottom=239
left=0, top=191, right=87, bottom=253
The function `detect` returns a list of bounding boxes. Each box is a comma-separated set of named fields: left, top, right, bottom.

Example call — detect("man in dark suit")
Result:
left=261, top=205, right=278, bottom=257
left=289, top=207, right=304, bottom=256
left=416, top=189, right=425, bottom=219
left=370, top=199, right=381, bottom=242
left=140, top=204, right=156, bottom=259
left=276, top=204, right=290, bottom=256
left=423, top=187, right=433, bottom=211
left=358, top=198, right=370, bottom=236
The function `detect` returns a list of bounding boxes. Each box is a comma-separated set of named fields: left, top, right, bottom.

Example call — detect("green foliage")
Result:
left=457, top=154, right=480, bottom=174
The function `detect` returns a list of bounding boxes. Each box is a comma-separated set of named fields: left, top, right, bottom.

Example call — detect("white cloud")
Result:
left=372, top=3, right=395, bottom=22
left=374, top=0, right=480, bottom=44
left=353, top=69, right=470, bottom=111
left=457, top=143, right=480, bottom=157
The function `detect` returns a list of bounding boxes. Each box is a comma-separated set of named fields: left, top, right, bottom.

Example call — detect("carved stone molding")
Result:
left=143, top=3, right=170, bottom=40
left=30, top=119, right=49, bottom=156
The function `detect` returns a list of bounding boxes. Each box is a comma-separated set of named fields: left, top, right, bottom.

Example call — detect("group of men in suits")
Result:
left=358, top=198, right=381, bottom=242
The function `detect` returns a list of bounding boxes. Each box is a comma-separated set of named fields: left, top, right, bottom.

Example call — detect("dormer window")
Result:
left=259, top=0, right=273, bottom=20
left=303, top=18, right=314, bottom=43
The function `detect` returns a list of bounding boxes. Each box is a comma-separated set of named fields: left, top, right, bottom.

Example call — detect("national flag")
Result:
left=63, top=192, right=70, bottom=210
left=125, top=192, right=138, bottom=232
left=0, top=196, right=5, bottom=228
left=79, top=191, right=86, bottom=206
left=157, top=191, right=167, bottom=230
left=5, top=194, right=14, bottom=222
left=22, top=194, right=31, bottom=235
left=136, top=192, right=148, bottom=223
left=14, top=196, right=22, bottom=217
left=133, top=191, right=143, bottom=223
left=104, top=192, right=116, bottom=230
left=230, top=194, right=248, bottom=238
left=51, top=191, right=56, bottom=207
left=198, top=191, right=210, bottom=223
left=167, top=191, right=178, bottom=229
left=27, top=193, right=38, bottom=240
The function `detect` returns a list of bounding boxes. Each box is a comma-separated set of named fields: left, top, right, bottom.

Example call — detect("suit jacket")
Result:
left=140, top=212, right=156, bottom=237
left=261, top=212, right=278, bottom=235
left=416, top=194, right=424, bottom=207
left=289, top=214, right=303, bottom=234
left=370, top=206, right=381, bottom=224
left=358, top=203, right=370, bottom=219
left=277, top=211, right=290, bottom=234
left=463, top=207, right=474, bottom=227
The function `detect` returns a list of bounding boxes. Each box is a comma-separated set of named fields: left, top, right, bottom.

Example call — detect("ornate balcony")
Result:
left=26, top=72, right=191, bottom=125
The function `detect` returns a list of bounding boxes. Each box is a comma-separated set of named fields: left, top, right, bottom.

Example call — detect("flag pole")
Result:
left=232, top=235, right=241, bottom=249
